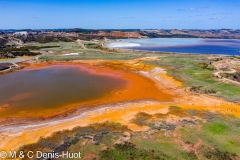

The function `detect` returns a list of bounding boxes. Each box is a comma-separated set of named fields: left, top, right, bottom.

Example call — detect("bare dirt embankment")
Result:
left=0, top=58, right=240, bottom=152
left=95, top=31, right=144, bottom=38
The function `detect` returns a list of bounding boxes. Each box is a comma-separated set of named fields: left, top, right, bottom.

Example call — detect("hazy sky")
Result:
left=1, top=0, right=240, bottom=29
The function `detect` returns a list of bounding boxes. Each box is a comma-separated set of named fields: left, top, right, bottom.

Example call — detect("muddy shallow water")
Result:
left=0, top=65, right=127, bottom=117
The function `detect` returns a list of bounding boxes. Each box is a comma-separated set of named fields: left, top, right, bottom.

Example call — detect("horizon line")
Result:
left=1, top=28, right=239, bottom=31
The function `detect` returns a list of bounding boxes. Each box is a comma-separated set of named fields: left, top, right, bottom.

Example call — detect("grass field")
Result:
left=143, top=54, right=240, bottom=101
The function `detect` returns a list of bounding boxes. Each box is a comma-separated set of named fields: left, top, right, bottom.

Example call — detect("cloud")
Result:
left=190, top=8, right=196, bottom=11
left=210, top=16, right=218, bottom=20
left=162, top=16, right=176, bottom=21
left=162, top=16, right=172, bottom=18
left=200, top=6, right=209, bottom=8
left=121, top=16, right=136, bottom=19
left=167, top=19, right=176, bottom=21
left=138, top=20, right=151, bottom=23
left=196, top=15, right=202, bottom=17
left=32, top=15, right=38, bottom=19
left=195, top=20, right=204, bottom=23
left=178, top=9, right=185, bottom=11
left=219, top=12, right=233, bottom=15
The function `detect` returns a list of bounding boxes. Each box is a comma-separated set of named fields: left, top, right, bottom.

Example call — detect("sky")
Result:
left=1, top=0, right=240, bottom=29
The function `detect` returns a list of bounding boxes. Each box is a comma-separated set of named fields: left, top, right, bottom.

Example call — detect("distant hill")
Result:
left=1, top=29, right=240, bottom=47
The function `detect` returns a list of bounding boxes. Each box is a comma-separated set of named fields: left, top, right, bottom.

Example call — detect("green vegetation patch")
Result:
left=85, top=43, right=102, bottom=49
left=19, top=121, right=130, bottom=160
left=131, top=112, right=152, bottom=126
left=143, top=54, right=240, bottom=101
left=198, top=117, right=240, bottom=157
left=1, top=45, right=60, bottom=57
left=207, top=83, right=240, bottom=101
left=39, top=51, right=142, bottom=61
left=98, top=142, right=172, bottom=160
left=203, top=148, right=236, bottom=160
left=18, top=110, right=240, bottom=160
left=207, top=123, right=228, bottom=134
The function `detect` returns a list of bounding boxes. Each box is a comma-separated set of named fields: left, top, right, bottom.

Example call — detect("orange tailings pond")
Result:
left=1, top=60, right=240, bottom=151
left=0, top=63, right=172, bottom=119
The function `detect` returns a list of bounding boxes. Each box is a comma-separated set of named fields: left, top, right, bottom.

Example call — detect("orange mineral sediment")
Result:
left=1, top=100, right=240, bottom=151
left=0, top=60, right=240, bottom=152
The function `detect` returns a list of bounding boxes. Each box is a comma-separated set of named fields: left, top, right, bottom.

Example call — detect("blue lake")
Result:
left=106, top=38, right=240, bottom=55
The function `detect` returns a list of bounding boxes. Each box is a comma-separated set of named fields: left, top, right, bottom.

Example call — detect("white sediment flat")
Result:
left=62, top=53, right=79, bottom=56
left=106, top=42, right=140, bottom=48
